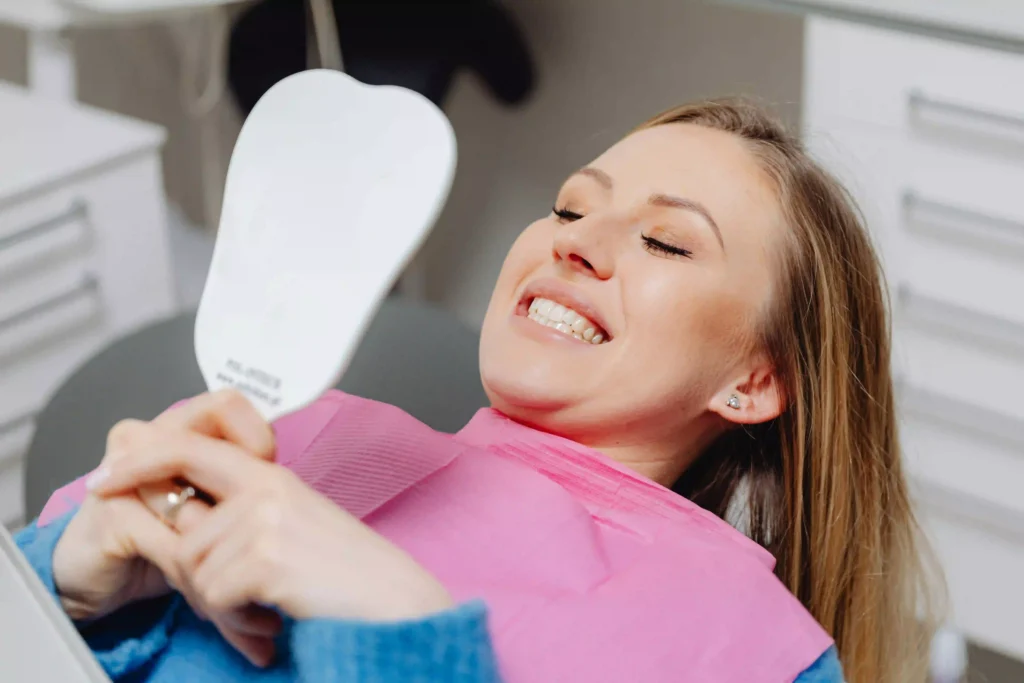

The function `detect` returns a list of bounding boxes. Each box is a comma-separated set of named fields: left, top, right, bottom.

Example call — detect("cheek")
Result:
left=484, top=221, right=551, bottom=309
left=481, top=220, right=549, bottom=352
left=625, top=266, right=754, bottom=363
left=505, top=220, right=551, bottom=272
left=479, top=219, right=591, bottom=412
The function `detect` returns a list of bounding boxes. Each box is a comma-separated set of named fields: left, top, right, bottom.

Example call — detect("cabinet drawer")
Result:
left=917, top=500, right=1024, bottom=660
left=902, top=391, right=1024, bottom=659
left=902, top=388, right=1024, bottom=517
left=0, top=195, right=92, bottom=283
left=0, top=154, right=175, bottom=430
left=895, top=301, right=1024, bottom=424
left=0, top=154, right=174, bottom=332
left=0, top=183, right=102, bottom=327
left=0, top=291, right=110, bottom=430
left=807, top=123, right=1024, bottom=330
left=806, top=17, right=1024, bottom=147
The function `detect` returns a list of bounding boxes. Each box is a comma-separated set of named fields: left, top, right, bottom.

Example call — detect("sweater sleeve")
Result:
left=793, top=646, right=844, bottom=683
left=14, top=511, right=181, bottom=682
left=289, top=601, right=502, bottom=683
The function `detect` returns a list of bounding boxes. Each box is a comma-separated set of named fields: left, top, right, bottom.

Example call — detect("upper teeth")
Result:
left=527, top=298, right=607, bottom=344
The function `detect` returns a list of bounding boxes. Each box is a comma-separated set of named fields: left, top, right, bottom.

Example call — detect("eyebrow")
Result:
left=572, top=167, right=725, bottom=251
left=575, top=166, right=613, bottom=190
left=648, top=193, right=724, bottom=250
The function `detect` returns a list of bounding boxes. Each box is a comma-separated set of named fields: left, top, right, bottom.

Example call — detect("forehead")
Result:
left=588, top=123, right=782, bottom=239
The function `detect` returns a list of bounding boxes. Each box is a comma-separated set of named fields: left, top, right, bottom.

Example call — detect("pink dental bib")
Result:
left=41, top=391, right=832, bottom=682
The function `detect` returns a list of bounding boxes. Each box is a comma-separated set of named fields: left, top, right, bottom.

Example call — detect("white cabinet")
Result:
left=805, top=18, right=1024, bottom=660
left=0, top=84, right=175, bottom=527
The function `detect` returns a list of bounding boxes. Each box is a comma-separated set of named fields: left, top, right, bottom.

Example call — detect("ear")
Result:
left=708, top=363, right=785, bottom=425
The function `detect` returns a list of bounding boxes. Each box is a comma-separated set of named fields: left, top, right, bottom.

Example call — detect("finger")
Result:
left=185, top=505, right=270, bottom=615
left=103, top=419, right=148, bottom=464
left=220, top=605, right=283, bottom=639
left=199, top=557, right=268, bottom=622
left=179, top=496, right=251, bottom=571
left=176, top=565, right=279, bottom=663
left=112, top=495, right=189, bottom=590
left=175, top=576, right=210, bottom=622
left=176, top=499, right=284, bottom=641
left=89, top=430, right=273, bottom=500
left=137, top=482, right=214, bottom=535
left=103, top=494, right=207, bottom=616
left=158, top=390, right=276, bottom=461
left=176, top=578, right=280, bottom=640
left=215, top=622, right=276, bottom=669
left=129, top=483, right=212, bottom=617
left=190, top=514, right=255, bottom=601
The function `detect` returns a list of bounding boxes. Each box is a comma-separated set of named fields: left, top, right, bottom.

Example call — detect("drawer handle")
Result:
left=912, top=478, right=1024, bottom=545
left=0, top=200, right=89, bottom=252
left=897, top=380, right=1024, bottom=453
left=897, top=284, right=1024, bottom=355
left=907, top=90, right=1024, bottom=141
left=902, top=191, right=1024, bottom=252
left=0, top=275, right=100, bottom=336
left=0, top=411, right=35, bottom=440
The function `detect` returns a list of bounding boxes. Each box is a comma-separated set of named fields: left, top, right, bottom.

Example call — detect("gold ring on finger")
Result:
left=161, top=485, right=198, bottom=528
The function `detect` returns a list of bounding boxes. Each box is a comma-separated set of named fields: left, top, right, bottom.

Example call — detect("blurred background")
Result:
left=0, top=1, right=1021, bottom=680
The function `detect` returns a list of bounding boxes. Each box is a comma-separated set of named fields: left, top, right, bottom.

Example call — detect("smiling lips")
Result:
left=527, top=298, right=609, bottom=345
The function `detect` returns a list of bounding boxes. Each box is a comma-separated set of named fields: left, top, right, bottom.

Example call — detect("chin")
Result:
left=483, top=368, right=618, bottom=445
left=481, top=368, right=574, bottom=417
left=479, top=306, right=610, bottom=429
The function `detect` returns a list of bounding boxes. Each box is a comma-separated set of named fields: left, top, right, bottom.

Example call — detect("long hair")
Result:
left=639, top=100, right=941, bottom=683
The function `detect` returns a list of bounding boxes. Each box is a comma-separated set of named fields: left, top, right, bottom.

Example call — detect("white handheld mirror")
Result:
left=195, top=70, right=457, bottom=421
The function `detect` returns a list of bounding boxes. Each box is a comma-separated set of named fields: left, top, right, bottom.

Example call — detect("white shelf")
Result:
left=0, top=83, right=164, bottom=204
left=725, top=0, right=1024, bottom=49
left=0, top=0, right=242, bottom=31
left=0, top=0, right=75, bottom=31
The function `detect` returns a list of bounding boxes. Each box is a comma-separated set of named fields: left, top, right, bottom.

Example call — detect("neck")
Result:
left=596, top=444, right=691, bottom=487
left=511, top=410, right=725, bottom=489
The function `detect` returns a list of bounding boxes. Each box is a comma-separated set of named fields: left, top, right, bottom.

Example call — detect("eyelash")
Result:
left=552, top=206, right=693, bottom=259
left=553, top=207, right=584, bottom=221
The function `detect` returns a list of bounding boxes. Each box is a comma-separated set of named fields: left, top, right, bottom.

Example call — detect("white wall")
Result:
left=419, top=0, right=804, bottom=328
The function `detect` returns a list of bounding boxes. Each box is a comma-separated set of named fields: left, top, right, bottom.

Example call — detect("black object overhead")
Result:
left=228, top=0, right=536, bottom=112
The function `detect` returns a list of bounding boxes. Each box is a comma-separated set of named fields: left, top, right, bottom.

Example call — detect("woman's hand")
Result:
left=87, top=400, right=455, bottom=625
left=51, top=391, right=283, bottom=665
left=50, top=485, right=179, bottom=622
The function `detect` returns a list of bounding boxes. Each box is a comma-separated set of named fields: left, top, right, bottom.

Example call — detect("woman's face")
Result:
left=479, top=123, right=787, bottom=468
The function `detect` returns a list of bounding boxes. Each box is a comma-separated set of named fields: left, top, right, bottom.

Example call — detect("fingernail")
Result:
left=86, top=467, right=111, bottom=491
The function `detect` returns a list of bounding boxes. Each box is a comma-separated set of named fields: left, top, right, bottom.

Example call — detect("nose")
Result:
left=551, top=216, right=615, bottom=279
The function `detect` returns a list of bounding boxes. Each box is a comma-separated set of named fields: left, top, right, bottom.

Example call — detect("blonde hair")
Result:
left=639, top=99, right=941, bottom=683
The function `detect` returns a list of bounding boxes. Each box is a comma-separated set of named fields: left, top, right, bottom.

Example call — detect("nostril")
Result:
left=569, top=254, right=594, bottom=271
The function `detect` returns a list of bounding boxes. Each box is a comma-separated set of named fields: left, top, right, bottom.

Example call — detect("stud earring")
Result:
left=726, top=395, right=741, bottom=410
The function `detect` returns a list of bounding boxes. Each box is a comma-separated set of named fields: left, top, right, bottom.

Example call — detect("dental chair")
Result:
left=23, top=296, right=488, bottom=521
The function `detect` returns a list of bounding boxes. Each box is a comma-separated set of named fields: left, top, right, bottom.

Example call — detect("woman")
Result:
left=17, top=99, right=936, bottom=682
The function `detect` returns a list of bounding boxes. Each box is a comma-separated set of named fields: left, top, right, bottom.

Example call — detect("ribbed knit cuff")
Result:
left=290, top=600, right=501, bottom=683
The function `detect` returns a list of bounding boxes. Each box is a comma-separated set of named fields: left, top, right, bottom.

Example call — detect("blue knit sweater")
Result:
left=16, top=512, right=843, bottom=682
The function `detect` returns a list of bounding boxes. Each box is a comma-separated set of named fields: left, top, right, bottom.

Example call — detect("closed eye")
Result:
left=642, top=234, right=692, bottom=259
left=554, top=206, right=691, bottom=258
left=553, top=206, right=584, bottom=222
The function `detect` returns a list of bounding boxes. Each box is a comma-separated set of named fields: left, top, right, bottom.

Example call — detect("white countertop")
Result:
left=0, top=0, right=243, bottom=31
left=0, top=0, right=74, bottom=30
left=728, top=0, right=1024, bottom=49
left=0, top=83, right=164, bottom=202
